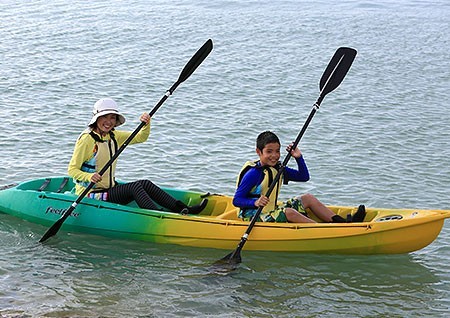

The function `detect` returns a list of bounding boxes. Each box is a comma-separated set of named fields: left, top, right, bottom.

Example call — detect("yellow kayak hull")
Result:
left=154, top=203, right=450, bottom=254
left=1, top=177, right=449, bottom=254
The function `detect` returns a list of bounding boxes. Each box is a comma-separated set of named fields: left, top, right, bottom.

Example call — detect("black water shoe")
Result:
left=331, top=215, right=347, bottom=223
left=181, top=199, right=209, bottom=215
left=352, top=205, right=366, bottom=222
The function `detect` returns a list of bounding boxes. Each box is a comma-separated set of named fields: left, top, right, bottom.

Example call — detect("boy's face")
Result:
left=256, top=142, right=280, bottom=167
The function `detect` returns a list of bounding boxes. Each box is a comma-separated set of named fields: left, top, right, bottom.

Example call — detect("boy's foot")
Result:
left=181, top=199, right=208, bottom=215
left=352, top=205, right=366, bottom=222
left=331, top=215, right=347, bottom=223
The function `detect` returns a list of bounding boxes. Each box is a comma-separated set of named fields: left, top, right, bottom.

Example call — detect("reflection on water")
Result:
left=1, top=214, right=448, bottom=317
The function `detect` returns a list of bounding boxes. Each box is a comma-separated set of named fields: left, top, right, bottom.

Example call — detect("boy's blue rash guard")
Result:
left=233, top=156, right=310, bottom=209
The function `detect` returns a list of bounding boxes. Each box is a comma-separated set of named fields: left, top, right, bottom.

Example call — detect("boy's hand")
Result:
left=255, top=195, right=269, bottom=207
left=286, top=143, right=302, bottom=158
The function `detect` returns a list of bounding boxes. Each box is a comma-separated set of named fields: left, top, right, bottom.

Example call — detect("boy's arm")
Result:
left=284, top=156, right=310, bottom=182
left=233, top=169, right=261, bottom=208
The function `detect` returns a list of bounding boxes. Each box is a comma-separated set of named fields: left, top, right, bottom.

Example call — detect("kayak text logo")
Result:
left=45, top=206, right=80, bottom=218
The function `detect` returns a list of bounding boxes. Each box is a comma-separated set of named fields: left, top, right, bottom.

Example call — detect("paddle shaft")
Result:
left=39, top=39, right=213, bottom=243
left=222, top=47, right=357, bottom=263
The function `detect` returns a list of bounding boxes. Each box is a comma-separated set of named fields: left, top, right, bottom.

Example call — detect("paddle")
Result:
left=39, top=39, right=213, bottom=243
left=217, top=47, right=357, bottom=265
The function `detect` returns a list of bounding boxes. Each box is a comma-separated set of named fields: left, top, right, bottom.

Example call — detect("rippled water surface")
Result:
left=1, top=0, right=449, bottom=317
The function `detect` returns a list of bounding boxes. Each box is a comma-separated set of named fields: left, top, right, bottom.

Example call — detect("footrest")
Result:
left=56, top=177, right=69, bottom=193
left=38, top=178, right=51, bottom=192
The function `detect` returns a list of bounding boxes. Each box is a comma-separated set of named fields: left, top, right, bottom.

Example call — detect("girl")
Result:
left=68, top=98, right=207, bottom=214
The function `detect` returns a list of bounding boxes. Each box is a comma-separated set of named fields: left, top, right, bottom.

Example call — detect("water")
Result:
left=1, top=0, right=449, bottom=316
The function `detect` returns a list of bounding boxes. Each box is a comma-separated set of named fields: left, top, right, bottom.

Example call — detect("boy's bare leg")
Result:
left=300, top=193, right=336, bottom=222
left=285, top=208, right=316, bottom=223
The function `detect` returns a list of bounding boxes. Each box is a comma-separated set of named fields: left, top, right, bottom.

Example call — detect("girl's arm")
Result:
left=67, top=134, right=95, bottom=182
left=115, top=119, right=151, bottom=145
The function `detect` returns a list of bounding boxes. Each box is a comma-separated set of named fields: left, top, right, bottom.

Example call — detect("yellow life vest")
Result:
left=89, top=130, right=118, bottom=191
left=75, top=130, right=118, bottom=193
left=236, top=160, right=283, bottom=214
left=69, top=124, right=150, bottom=196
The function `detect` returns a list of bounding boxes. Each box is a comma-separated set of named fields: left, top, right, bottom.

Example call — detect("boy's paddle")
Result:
left=216, top=47, right=357, bottom=265
left=39, top=39, right=213, bottom=243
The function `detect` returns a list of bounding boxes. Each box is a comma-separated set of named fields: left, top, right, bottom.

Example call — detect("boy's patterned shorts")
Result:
left=241, top=197, right=307, bottom=223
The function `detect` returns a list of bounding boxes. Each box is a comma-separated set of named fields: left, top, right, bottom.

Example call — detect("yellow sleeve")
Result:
left=114, top=120, right=151, bottom=146
left=67, top=133, right=96, bottom=182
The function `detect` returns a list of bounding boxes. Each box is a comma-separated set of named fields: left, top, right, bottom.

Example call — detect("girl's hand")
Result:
left=255, top=195, right=269, bottom=207
left=140, top=112, right=151, bottom=125
left=286, top=143, right=302, bottom=158
left=91, top=173, right=102, bottom=183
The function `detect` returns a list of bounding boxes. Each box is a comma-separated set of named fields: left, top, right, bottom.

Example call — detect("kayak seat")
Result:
left=215, top=209, right=240, bottom=220
left=206, top=200, right=230, bottom=216
left=195, top=193, right=236, bottom=217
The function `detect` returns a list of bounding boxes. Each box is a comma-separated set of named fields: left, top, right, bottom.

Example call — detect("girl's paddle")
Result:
left=40, top=39, right=213, bottom=243
left=216, top=47, right=357, bottom=265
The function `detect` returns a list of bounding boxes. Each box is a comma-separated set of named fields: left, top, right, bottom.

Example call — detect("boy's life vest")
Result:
left=236, top=160, right=285, bottom=213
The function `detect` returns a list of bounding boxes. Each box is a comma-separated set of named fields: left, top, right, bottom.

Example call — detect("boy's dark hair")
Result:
left=256, top=131, right=280, bottom=151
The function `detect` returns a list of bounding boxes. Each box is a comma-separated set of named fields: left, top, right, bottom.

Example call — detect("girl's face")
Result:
left=95, top=114, right=117, bottom=136
left=256, top=142, right=280, bottom=167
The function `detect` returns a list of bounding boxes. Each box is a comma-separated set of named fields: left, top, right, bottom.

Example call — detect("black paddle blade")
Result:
left=39, top=218, right=64, bottom=242
left=319, top=47, right=357, bottom=97
left=215, top=250, right=242, bottom=266
left=176, top=39, right=213, bottom=86
left=213, top=243, right=243, bottom=271
left=40, top=206, right=74, bottom=242
left=209, top=252, right=241, bottom=274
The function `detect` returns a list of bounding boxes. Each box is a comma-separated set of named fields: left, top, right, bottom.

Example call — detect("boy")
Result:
left=233, top=131, right=365, bottom=223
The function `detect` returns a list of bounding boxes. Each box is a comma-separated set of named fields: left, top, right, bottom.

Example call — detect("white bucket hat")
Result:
left=88, top=98, right=126, bottom=127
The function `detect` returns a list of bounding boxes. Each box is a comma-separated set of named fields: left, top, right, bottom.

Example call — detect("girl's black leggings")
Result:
left=107, top=180, right=183, bottom=212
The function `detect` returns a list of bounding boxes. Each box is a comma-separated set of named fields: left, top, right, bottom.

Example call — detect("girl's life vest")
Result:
left=68, top=123, right=150, bottom=196
left=76, top=130, right=119, bottom=191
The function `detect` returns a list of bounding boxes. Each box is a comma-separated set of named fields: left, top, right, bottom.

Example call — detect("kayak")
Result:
left=0, top=176, right=449, bottom=254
